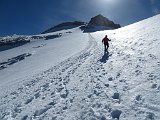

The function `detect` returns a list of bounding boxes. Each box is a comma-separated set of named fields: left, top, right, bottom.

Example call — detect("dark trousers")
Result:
left=104, top=42, right=109, bottom=51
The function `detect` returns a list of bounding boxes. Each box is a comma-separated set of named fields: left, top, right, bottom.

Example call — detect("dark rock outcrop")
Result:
left=88, top=14, right=120, bottom=28
left=82, top=14, right=121, bottom=32
left=0, top=36, right=30, bottom=46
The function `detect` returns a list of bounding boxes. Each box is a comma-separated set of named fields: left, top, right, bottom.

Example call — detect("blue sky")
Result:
left=0, top=0, right=160, bottom=35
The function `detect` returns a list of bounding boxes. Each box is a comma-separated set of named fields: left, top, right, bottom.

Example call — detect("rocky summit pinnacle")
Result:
left=88, top=14, right=111, bottom=26
left=87, top=14, right=121, bottom=29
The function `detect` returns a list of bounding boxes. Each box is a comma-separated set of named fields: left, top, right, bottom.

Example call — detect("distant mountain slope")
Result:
left=41, top=21, right=85, bottom=34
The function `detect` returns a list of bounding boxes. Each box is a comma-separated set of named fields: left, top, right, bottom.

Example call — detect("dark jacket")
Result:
left=102, top=36, right=111, bottom=45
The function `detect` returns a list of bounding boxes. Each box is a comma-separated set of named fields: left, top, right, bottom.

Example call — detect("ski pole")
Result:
left=102, top=42, right=103, bottom=52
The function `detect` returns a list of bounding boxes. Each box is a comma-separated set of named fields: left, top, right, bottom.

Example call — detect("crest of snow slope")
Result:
left=0, top=15, right=160, bottom=120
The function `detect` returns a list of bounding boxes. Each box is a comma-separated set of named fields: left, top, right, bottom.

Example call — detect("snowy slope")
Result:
left=0, top=15, right=160, bottom=120
left=0, top=27, right=88, bottom=93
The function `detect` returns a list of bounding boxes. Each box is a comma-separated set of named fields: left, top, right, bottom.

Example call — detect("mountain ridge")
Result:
left=42, top=14, right=121, bottom=34
left=41, top=21, right=85, bottom=34
left=82, top=14, right=121, bottom=32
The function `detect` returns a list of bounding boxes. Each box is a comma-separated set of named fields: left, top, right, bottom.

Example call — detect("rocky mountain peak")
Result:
left=87, top=14, right=121, bottom=29
left=42, top=14, right=121, bottom=33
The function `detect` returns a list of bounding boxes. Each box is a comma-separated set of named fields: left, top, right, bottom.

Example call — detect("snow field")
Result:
left=0, top=15, right=160, bottom=120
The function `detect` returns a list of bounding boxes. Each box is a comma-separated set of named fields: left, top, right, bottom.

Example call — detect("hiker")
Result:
left=102, top=35, right=111, bottom=51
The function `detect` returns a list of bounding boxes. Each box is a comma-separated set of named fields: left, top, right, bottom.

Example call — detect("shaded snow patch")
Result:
left=111, top=110, right=122, bottom=119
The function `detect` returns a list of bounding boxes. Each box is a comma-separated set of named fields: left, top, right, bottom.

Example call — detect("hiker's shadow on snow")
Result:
left=100, top=51, right=111, bottom=63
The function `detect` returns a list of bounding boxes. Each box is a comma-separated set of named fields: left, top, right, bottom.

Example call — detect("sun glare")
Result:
left=99, top=0, right=117, bottom=4
left=100, top=0, right=113, bottom=3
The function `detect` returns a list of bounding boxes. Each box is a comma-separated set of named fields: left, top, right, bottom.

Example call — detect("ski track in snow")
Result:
left=0, top=15, right=160, bottom=120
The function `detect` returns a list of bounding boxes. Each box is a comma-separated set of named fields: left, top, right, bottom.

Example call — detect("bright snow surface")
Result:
left=0, top=15, right=160, bottom=120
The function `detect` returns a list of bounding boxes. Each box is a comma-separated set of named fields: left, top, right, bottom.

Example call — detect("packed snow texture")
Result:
left=0, top=15, right=160, bottom=120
